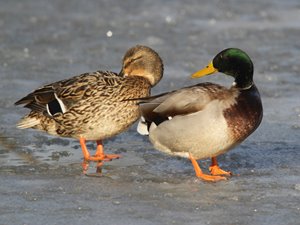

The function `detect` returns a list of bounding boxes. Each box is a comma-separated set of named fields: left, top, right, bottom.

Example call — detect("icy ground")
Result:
left=0, top=0, right=300, bottom=224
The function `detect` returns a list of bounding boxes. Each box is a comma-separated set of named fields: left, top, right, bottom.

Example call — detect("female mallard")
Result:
left=137, top=48, right=262, bottom=182
left=15, top=45, right=163, bottom=173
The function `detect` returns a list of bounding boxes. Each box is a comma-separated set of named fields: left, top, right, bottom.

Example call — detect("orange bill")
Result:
left=191, top=61, right=218, bottom=78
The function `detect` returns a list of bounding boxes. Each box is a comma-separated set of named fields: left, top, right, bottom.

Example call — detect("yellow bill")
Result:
left=191, top=61, right=218, bottom=78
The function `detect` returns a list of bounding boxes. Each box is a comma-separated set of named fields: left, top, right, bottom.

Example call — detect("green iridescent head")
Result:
left=192, top=48, right=254, bottom=89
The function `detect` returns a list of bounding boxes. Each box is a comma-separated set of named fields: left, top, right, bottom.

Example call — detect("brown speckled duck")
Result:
left=15, top=45, right=163, bottom=174
left=137, top=48, right=263, bottom=182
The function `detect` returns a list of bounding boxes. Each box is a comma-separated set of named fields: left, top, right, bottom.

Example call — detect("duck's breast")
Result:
left=223, top=85, right=263, bottom=143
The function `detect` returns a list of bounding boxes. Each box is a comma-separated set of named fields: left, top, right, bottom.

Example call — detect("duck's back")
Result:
left=16, top=72, right=152, bottom=140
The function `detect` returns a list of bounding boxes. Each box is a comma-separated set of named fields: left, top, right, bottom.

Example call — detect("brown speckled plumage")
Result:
left=19, top=74, right=152, bottom=140
left=15, top=45, right=163, bottom=173
left=15, top=46, right=163, bottom=139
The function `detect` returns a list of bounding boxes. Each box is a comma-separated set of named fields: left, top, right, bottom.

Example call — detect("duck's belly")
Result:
left=69, top=104, right=140, bottom=141
left=80, top=121, right=129, bottom=141
left=149, top=111, right=235, bottom=160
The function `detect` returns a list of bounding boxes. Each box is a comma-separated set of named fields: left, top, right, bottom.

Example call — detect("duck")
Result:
left=137, top=48, right=263, bottom=182
left=15, top=45, right=163, bottom=174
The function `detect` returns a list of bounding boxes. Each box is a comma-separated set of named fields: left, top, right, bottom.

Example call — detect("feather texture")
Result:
left=15, top=45, right=164, bottom=141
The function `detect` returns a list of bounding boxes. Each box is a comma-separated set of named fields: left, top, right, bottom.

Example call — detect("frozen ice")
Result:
left=1, top=0, right=300, bottom=225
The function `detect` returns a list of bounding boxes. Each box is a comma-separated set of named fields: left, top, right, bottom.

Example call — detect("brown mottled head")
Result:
left=119, top=45, right=163, bottom=87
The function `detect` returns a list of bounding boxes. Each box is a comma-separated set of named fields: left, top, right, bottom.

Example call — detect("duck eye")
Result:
left=125, top=56, right=143, bottom=68
left=130, top=56, right=143, bottom=63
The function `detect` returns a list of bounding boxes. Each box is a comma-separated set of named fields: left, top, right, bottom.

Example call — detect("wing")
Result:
left=139, top=82, right=227, bottom=119
left=15, top=71, right=119, bottom=116
left=137, top=82, right=236, bottom=136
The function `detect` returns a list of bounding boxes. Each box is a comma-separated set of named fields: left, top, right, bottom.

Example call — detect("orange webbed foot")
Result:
left=209, top=165, right=232, bottom=176
left=94, top=153, right=121, bottom=162
left=79, top=138, right=121, bottom=175
left=80, top=138, right=121, bottom=162
left=94, top=140, right=121, bottom=161
left=196, top=172, right=227, bottom=182
left=85, top=154, right=121, bottom=162
left=189, top=153, right=227, bottom=182
left=209, top=157, right=232, bottom=176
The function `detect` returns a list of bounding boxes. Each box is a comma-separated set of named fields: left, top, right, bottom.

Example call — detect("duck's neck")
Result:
left=234, top=73, right=254, bottom=90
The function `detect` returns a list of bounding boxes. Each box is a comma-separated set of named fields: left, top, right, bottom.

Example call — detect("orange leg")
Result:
left=79, top=138, right=121, bottom=161
left=209, top=157, right=232, bottom=176
left=80, top=138, right=121, bottom=174
left=95, top=140, right=121, bottom=161
left=189, top=153, right=226, bottom=182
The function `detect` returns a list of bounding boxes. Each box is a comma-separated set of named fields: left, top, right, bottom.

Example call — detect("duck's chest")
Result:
left=223, top=86, right=263, bottom=142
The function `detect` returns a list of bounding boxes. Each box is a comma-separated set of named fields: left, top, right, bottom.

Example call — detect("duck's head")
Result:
left=120, top=45, right=163, bottom=87
left=192, top=48, right=254, bottom=89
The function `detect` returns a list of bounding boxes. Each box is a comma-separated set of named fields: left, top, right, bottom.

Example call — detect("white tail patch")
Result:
left=137, top=116, right=149, bottom=135
left=149, top=122, right=157, bottom=133
left=17, top=117, right=40, bottom=129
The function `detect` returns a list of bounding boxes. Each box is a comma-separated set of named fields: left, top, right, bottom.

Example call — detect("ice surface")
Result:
left=0, top=0, right=300, bottom=224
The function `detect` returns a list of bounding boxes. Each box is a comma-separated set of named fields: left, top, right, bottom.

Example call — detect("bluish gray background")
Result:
left=0, top=0, right=300, bottom=224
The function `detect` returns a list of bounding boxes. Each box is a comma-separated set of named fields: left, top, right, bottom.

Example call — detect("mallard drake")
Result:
left=137, top=48, right=263, bottom=182
left=15, top=45, right=163, bottom=174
